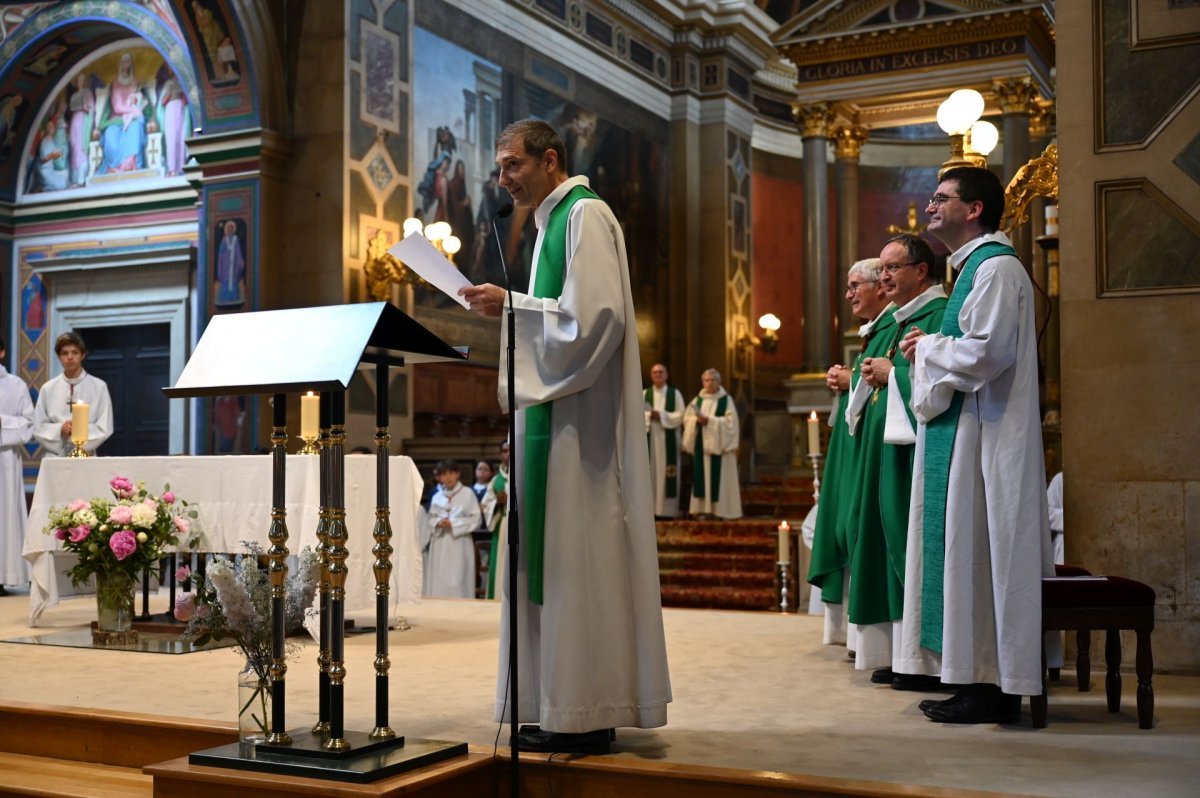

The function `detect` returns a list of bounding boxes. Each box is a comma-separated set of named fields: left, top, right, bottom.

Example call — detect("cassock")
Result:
left=481, top=465, right=508, bottom=600
left=808, top=306, right=894, bottom=645
left=846, top=286, right=946, bottom=671
left=1, top=365, right=34, bottom=586
left=644, top=384, right=685, bottom=517
left=682, top=387, right=742, bottom=519
left=423, top=482, right=480, bottom=598
left=894, top=232, right=1053, bottom=697
left=32, top=371, right=112, bottom=456
left=495, top=176, right=671, bottom=732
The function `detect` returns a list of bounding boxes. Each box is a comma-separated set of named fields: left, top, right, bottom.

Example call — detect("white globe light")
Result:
left=425, top=221, right=450, bottom=241
left=443, top=235, right=462, bottom=255
left=758, top=313, right=781, bottom=332
left=967, top=120, right=999, bottom=156
left=402, top=217, right=424, bottom=237
left=936, top=89, right=985, bottom=135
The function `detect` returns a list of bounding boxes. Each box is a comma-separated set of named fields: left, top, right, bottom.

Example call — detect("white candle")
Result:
left=1045, top=204, right=1059, bottom=236
left=807, top=411, right=820, bottom=455
left=300, top=392, right=319, bottom=439
left=777, top=520, right=791, bottom=564
left=71, top=401, right=89, bottom=445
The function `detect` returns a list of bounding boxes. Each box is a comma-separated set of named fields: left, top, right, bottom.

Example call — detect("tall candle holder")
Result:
left=67, top=440, right=91, bottom=457
left=777, top=560, right=791, bottom=613
left=807, top=452, right=823, bottom=504
left=298, top=435, right=319, bottom=455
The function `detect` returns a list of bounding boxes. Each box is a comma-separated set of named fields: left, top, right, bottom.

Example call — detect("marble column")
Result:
left=793, top=102, right=836, bottom=371
left=994, top=77, right=1037, bottom=271
left=834, top=125, right=867, bottom=353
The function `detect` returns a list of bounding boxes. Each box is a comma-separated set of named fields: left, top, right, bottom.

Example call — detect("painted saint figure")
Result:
left=214, top=219, right=246, bottom=307
left=67, top=72, right=95, bottom=186
left=98, top=52, right=147, bottom=174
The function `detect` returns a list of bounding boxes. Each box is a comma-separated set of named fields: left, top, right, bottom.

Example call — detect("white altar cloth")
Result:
left=23, top=455, right=423, bottom=626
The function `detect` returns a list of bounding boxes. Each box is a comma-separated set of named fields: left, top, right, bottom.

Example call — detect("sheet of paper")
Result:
left=387, top=232, right=473, bottom=308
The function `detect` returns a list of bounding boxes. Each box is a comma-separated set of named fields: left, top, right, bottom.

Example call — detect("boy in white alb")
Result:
left=423, top=460, right=481, bottom=598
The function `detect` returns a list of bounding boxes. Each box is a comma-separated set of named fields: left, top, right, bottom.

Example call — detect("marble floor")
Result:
left=0, top=585, right=1197, bottom=797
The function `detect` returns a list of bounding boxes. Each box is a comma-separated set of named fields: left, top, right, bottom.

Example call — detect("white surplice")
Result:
left=32, top=371, right=113, bottom=456
left=893, top=232, right=1054, bottom=696
left=0, top=366, right=34, bottom=586
left=423, top=482, right=480, bottom=599
left=644, top=385, right=685, bottom=517
left=682, top=387, right=743, bottom=519
left=495, top=176, right=672, bottom=733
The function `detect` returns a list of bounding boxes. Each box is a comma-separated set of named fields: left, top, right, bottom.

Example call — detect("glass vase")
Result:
left=95, top=570, right=135, bottom=633
left=238, top=660, right=271, bottom=744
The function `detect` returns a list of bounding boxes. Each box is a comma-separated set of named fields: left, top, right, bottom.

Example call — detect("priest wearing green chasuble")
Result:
left=644, top=363, right=685, bottom=518
left=460, top=120, right=671, bottom=752
left=846, top=234, right=946, bottom=688
left=807, top=257, right=890, bottom=648
left=682, top=368, right=743, bottom=520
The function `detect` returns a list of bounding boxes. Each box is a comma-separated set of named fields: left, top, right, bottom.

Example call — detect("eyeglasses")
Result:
left=881, top=262, right=921, bottom=274
left=927, top=194, right=963, bottom=207
left=846, top=280, right=878, bottom=292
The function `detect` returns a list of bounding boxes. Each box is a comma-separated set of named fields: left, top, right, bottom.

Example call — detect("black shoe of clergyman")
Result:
left=516, top=727, right=612, bottom=755
left=891, top=673, right=945, bottom=692
left=923, top=684, right=1021, bottom=724
left=870, top=667, right=895, bottom=684
left=919, top=691, right=964, bottom=713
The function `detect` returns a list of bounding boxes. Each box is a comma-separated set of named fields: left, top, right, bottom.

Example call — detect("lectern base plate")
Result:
left=189, top=734, right=468, bottom=783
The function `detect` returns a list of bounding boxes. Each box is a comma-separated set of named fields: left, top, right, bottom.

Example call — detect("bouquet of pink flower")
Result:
left=44, top=476, right=199, bottom=586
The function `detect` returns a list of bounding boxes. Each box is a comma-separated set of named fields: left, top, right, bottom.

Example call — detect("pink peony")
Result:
left=108, top=530, right=137, bottom=561
left=108, top=504, right=134, bottom=526
left=109, top=476, right=135, bottom=499
left=175, top=563, right=191, bottom=583
left=174, top=592, right=196, bottom=622
left=68, top=525, right=91, bottom=543
left=161, top=491, right=175, bottom=504
left=53, top=528, right=68, bottom=540
left=68, top=499, right=89, bottom=512
left=173, top=516, right=190, bottom=535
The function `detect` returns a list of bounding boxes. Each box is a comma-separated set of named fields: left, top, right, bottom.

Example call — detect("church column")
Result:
left=994, top=77, right=1037, bottom=270
left=834, top=125, right=867, bottom=352
left=793, top=103, right=835, bottom=371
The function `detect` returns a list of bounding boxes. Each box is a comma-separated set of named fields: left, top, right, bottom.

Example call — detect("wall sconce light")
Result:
left=402, top=217, right=462, bottom=260
left=936, top=89, right=995, bottom=176
left=741, top=313, right=782, bottom=353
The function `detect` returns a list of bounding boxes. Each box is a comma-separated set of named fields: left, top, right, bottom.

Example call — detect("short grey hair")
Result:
left=848, top=257, right=882, bottom=283
left=702, top=367, right=722, bottom=385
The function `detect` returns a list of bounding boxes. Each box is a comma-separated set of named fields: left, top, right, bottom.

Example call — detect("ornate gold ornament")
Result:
left=1001, top=143, right=1059, bottom=234
left=792, top=102, right=837, bottom=138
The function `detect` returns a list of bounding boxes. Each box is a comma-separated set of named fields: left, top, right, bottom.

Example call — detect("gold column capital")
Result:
left=992, top=76, right=1037, bottom=115
left=834, top=126, right=868, bottom=160
left=1029, top=98, right=1056, bottom=140
left=792, top=102, right=836, bottom=139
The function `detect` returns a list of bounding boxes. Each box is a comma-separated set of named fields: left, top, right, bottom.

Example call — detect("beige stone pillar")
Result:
left=793, top=102, right=836, bottom=371
left=994, top=77, right=1037, bottom=271
left=834, top=125, right=867, bottom=355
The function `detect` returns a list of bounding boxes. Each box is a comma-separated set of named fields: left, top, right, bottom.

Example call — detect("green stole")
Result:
left=691, top=393, right=728, bottom=499
left=920, top=242, right=1015, bottom=651
left=486, top=470, right=507, bottom=599
left=645, top=386, right=678, bottom=498
left=523, top=183, right=601, bottom=606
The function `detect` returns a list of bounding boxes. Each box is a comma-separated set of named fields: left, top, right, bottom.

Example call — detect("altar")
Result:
left=22, top=454, right=424, bottom=626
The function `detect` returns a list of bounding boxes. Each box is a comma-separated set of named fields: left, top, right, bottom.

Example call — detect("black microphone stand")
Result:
left=493, top=205, right=521, bottom=795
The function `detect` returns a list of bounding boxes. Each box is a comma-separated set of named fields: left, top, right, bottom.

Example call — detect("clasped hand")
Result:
left=899, top=328, right=926, bottom=362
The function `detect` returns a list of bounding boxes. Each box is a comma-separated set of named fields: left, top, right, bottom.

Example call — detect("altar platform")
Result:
left=1, top=587, right=1197, bottom=797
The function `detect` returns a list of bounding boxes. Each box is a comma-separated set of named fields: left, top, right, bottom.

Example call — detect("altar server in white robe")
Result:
left=644, top=363, right=685, bottom=518
left=32, top=332, right=112, bottom=456
left=895, top=167, right=1054, bottom=724
left=460, top=119, right=671, bottom=753
left=682, top=368, right=743, bottom=520
left=480, top=440, right=509, bottom=600
left=423, top=460, right=480, bottom=599
left=0, top=334, right=34, bottom=593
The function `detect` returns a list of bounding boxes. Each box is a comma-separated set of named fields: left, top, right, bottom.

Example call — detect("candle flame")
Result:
left=809, top=410, right=817, bottom=421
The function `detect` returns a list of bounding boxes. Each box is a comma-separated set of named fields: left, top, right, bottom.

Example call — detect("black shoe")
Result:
left=516, top=728, right=612, bottom=755
left=870, top=667, right=895, bottom=684
left=918, top=686, right=969, bottom=713
left=891, top=673, right=945, bottom=692
left=994, top=692, right=1023, bottom=725
left=923, top=684, right=1014, bottom=724
left=0, top=585, right=8, bottom=596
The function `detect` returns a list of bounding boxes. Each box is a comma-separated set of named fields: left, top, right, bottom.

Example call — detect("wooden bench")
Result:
left=1033, top=573, right=1156, bottom=729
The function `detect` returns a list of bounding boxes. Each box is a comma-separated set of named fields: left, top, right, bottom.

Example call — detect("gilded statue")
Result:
left=1001, top=143, right=1058, bottom=233
left=363, top=230, right=407, bottom=301
left=886, top=201, right=926, bottom=236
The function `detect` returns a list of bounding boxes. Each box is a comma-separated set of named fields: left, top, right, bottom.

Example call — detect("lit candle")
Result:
left=300, top=392, right=319, bottom=439
left=777, top=520, right=790, bottom=564
left=71, top=401, right=89, bottom=445
left=807, top=411, right=820, bottom=455
left=1045, top=204, right=1059, bottom=236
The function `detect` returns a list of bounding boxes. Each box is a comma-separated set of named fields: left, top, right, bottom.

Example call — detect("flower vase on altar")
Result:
left=238, top=659, right=271, bottom=745
left=93, top=569, right=137, bottom=644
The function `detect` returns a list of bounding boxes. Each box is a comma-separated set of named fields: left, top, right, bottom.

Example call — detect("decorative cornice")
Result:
left=792, top=102, right=836, bottom=139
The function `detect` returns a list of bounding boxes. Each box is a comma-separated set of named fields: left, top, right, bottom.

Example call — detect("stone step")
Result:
left=658, top=550, right=777, bottom=571
left=656, top=533, right=778, bottom=554
left=660, top=584, right=776, bottom=611
left=659, top=568, right=775, bottom=589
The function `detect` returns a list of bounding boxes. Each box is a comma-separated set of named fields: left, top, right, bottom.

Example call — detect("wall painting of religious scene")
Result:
left=19, top=43, right=192, bottom=196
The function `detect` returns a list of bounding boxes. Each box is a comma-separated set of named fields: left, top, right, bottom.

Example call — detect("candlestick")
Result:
left=777, top=560, right=791, bottom=613
left=1044, top=204, right=1059, bottom=236
left=806, top=410, right=820, bottom=456
left=777, top=520, right=790, bottom=565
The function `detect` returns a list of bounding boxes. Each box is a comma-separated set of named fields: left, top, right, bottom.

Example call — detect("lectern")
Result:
left=163, top=302, right=469, bottom=782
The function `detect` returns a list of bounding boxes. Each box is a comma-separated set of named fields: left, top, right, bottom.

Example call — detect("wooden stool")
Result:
left=1033, top=573, right=1156, bottom=729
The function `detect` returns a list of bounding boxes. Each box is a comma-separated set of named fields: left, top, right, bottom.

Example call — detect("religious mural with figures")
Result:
left=18, top=44, right=191, bottom=195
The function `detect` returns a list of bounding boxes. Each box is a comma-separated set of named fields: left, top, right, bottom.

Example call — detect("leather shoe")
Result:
left=870, top=667, right=894, bottom=684
left=923, top=684, right=1021, bottom=724
left=891, top=673, right=945, bottom=692
left=918, top=691, right=964, bottom=713
left=516, top=727, right=612, bottom=754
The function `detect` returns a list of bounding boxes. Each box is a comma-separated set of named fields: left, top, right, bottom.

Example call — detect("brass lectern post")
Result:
left=324, top=390, right=350, bottom=751
left=266, top=393, right=293, bottom=745
left=370, top=361, right=396, bottom=740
